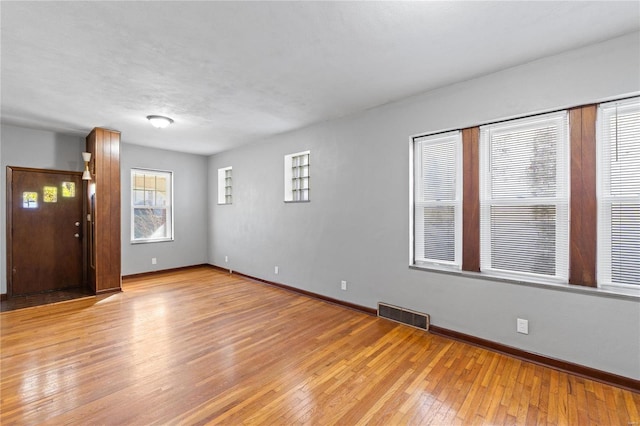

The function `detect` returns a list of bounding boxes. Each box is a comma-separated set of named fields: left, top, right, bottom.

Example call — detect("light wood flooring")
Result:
left=1, top=267, right=638, bottom=425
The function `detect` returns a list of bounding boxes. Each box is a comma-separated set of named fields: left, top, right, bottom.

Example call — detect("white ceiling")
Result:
left=1, top=1, right=639, bottom=156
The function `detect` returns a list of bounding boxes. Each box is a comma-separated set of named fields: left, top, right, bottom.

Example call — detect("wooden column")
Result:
left=569, top=106, right=597, bottom=287
left=86, top=128, right=121, bottom=294
left=462, top=127, right=480, bottom=272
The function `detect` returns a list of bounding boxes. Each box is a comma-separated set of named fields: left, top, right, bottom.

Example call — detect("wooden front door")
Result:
left=7, top=167, right=84, bottom=296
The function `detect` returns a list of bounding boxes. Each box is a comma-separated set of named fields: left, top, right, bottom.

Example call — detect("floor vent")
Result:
left=378, top=302, right=430, bottom=331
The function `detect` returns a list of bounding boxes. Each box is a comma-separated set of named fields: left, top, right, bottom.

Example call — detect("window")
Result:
left=23, top=192, right=38, bottom=208
left=413, top=131, right=462, bottom=268
left=131, top=168, right=173, bottom=243
left=284, top=151, right=310, bottom=202
left=43, top=186, right=57, bottom=203
left=479, top=112, right=569, bottom=283
left=597, top=97, right=640, bottom=288
left=217, top=167, right=232, bottom=204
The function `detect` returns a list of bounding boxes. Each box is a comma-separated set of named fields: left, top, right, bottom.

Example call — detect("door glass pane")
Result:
left=43, top=186, right=58, bottom=203
left=62, top=182, right=76, bottom=197
left=23, top=192, right=38, bottom=208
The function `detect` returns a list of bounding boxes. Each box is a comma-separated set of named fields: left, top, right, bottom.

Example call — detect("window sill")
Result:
left=131, top=238, right=174, bottom=245
left=409, top=264, right=640, bottom=301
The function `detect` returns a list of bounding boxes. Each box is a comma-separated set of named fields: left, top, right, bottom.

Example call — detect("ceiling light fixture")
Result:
left=146, top=115, right=174, bottom=129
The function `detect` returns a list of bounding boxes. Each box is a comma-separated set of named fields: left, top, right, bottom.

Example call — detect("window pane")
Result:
left=145, top=190, right=155, bottom=206
left=285, top=151, right=310, bottom=202
left=490, top=205, right=556, bottom=276
left=218, top=167, right=232, bottom=204
left=480, top=111, right=568, bottom=283
left=133, top=174, right=145, bottom=190
left=490, top=125, right=558, bottom=198
left=413, top=131, right=461, bottom=267
left=23, top=192, right=38, bottom=208
left=134, top=207, right=167, bottom=239
left=156, top=191, right=166, bottom=206
left=421, top=139, right=456, bottom=201
left=43, top=186, right=57, bottom=203
left=145, top=175, right=156, bottom=191
left=421, top=206, right=456, bottom=262
left=156, top=176, right=167, bottom=192
left=607, top=111, right=640, bottom=196
left=598, top=98, right=640, bottom=287
left=62, top=182, right=75, bottom=197
left=133, top=190, right=145, bottom=206
left=611, top=203, right=640, bottom=286
left=131, top=169, right=173, bottom=242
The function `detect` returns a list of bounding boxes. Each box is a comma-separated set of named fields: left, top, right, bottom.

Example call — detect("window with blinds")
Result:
left=284, top=151, right=310, bottom=202
left=597, top=97, right=640, bottom=288
left=413, top=131, right=462, bottom=268
left=479, top=112, right=569, bottom=283
left=217, top=166, right=232, bottom=205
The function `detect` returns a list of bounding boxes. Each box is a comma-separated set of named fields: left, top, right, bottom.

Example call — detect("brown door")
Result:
left=7, top=167, right=84, bottom=296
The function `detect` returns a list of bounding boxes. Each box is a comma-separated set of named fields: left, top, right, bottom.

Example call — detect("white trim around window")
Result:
left=479, top=111, right=570, bottom=284
left=217, top=166, right=232, bottom=205
left=597, top=97, right=640, bottom=289
left=284, top=150, right=310, bottom=202
left=131, top=168, right=174, bottom=244
left=412, top=131, right=463, bottom=269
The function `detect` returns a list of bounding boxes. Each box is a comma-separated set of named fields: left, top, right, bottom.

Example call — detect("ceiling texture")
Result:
left=1, top=1, right=639, bottom=156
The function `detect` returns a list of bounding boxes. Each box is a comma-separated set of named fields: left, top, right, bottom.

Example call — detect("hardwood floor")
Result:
left=1, top=267, right=638, bottom=425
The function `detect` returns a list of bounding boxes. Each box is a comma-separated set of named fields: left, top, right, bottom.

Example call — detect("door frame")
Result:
left=6, top=166, right=88, bottom=297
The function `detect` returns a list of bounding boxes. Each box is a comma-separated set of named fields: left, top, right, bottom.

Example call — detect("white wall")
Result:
left=0, top=124, right=85, bottom=294
left=208, top=33, right=640, bottom=379
left=120, top=143, right=208, bottom=276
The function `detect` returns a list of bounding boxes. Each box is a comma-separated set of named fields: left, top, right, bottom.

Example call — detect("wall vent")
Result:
left=378, top=302, right=430, bottom=331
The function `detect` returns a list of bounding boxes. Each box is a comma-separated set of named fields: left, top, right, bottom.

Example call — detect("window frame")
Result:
left=130, top=168, right=174, bottom=244
left=596, top=97, right=640, bottom=289
left=217, top=166, right=233, bottom=205
left=478, top=111, right=570, bottom=285
left=411, top=130, right=463, bottom=270
left=410, top=98, right=639, bottom=296
left=284, top=150, right=310, bottom=203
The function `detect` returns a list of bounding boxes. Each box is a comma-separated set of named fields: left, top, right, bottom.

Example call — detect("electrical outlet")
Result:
left=151, top=257, right=157, bottom=265
left=225, top=256, right=228, bottom=263
left=274, top=266, right=279, bottom=274
left=341, top=280, right=347, bottom=291
left=517, top=318, right=529, bottom=335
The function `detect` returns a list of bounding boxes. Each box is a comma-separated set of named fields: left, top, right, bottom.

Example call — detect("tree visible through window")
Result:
left=131, top=169, right=173, bottom=243
left=479, top=112, right=569, bottom=283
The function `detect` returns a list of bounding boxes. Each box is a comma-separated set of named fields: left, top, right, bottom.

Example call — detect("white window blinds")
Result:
left=479, top=112, right=569, bottom=283
left=597, top=97, right=640, bottom=288
left=413, top=131, right=462, bottom=268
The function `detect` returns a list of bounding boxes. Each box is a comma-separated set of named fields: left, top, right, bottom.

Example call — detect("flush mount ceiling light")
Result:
left=146, top=115, right=174, bottom=129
